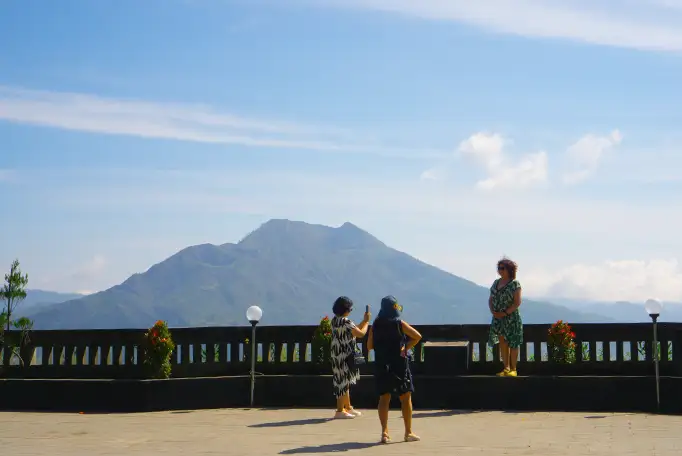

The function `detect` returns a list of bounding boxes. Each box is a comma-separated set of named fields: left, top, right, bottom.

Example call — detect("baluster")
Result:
left=206, top=342, right=216, bottom=364
left=615, top=341, right=624, bottom=362
left=112, top=345, right=123, bottom=366
left=603, top=340, right=611, bottom=363
left=180, top=343, right=190, bottom=365
left=192, top=343, right=202, bottom=364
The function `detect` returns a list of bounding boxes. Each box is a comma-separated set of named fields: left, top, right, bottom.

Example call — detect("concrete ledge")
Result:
left=1, top=375, right=681, bottom=414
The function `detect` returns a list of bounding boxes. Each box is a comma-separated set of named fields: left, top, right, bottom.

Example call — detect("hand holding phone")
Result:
left=363, top=305, right=371, bottom=322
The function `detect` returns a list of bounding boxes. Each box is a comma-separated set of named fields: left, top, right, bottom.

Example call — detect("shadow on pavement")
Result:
left=280, top=442, right=380, bottom=454
left=413, top=410, right=478, bottom=418
left=250, top=418, right=332, bottom=428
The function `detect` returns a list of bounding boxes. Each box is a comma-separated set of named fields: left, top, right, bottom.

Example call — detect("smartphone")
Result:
left=365, top=305, right=370, bottom=313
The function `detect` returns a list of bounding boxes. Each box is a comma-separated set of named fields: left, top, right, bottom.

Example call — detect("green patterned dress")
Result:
left=488, top=279, right=524, bottom=349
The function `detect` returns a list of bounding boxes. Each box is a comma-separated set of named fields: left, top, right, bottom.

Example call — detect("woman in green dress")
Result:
left=488, top=257, right=523, bottom=377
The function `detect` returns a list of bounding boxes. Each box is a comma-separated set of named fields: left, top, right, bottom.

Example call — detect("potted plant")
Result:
left=547, top=320, right=577, bottom=368
left=142, top=320, right=175, bottom=379
left=311, top=316, right=332, bottom=373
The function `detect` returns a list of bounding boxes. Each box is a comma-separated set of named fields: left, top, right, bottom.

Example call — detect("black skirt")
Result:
left=375, top=357, right=415, bottom=396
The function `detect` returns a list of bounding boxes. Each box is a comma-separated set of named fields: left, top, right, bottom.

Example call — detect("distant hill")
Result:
left=543, top=298, right=682, bottom=323
left=24, top=219, right=611, bottom=329
left=15, top=290, right=84, bottom=311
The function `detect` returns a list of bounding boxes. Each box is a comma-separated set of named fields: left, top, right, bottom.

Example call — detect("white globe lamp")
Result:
left=246, top=305, right=263, bottom=325
left=645, top=299, right=663, bottom=320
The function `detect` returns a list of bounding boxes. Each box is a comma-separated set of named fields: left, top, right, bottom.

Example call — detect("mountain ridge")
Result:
left=23, top=219, right=613, bottom=329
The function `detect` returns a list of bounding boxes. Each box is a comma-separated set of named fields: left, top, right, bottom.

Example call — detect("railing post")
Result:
left=672, top=329, right=682, bottom=376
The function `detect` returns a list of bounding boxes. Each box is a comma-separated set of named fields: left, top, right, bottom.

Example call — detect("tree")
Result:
left=1, top=260, right=34, bottom=368
left=1, top=259, right=29, bottom=332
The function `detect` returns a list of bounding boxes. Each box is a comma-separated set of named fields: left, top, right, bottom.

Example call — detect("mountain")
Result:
left=543, top=298, right=682, bottom=323
left=24, top=219, right=611, bottom=329
left=13, top=290, right=84, bottom=311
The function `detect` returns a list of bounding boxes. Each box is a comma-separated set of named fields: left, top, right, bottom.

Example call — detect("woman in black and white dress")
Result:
left=330, top=296, right=370, bottom=419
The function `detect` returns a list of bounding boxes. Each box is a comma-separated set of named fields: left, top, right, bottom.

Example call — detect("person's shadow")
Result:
left=249, top=418, right=331, bottom=428
left=279, top=442, right=380, bottom=454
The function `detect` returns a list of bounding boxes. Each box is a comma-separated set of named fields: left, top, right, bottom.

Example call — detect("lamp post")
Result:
left=644, top=298, right=663, bottom=412
left=246, top=305, right=263, bottom=408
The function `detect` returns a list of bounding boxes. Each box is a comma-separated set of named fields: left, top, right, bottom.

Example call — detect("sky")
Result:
left=1, top=0, right=682, bottom=304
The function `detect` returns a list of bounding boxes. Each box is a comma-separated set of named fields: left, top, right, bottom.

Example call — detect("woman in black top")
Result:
left=367, top=295, right=422, bottom=444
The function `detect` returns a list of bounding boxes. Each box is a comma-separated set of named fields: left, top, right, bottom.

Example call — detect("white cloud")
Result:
left=68, top=255, right=107, bottom=282
left=0, top=86, right=446, bottom=159
left=419, top=168, right=441, bottom=180
left=523, top=258, right=682, bottom=302
left=75, top=290, right=95, bottom=295
left=456, top=132, right=548, bottom=190
left=562, top=130, right=622, bottom=184
left=309, top=0, right=682, bottom=52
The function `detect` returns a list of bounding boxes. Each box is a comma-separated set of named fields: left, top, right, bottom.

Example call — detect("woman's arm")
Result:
left=490, top=294, right=505, bottom=319
left=367, top=326, right=374, bottom=351
left=401, top=321, right=422, bottom=351
left=505, top=288, right=522, bottom=315
left=351, top=315, right=370, bottom=338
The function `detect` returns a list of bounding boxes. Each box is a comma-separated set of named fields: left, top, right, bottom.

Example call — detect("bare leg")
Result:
left=400, top=392, right=420, bottom=441
left=336, top=394, right=345, bottom=413
left=499, top=336, right=510, bottom=371
left=510, top=347, right=519, bottom=372
left=344, top=392, right=352, bottom=411
left=378, top=393, right=391, bottom=442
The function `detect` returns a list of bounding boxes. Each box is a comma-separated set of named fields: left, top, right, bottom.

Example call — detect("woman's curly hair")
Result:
left=497, top=257, right=518, bottom=280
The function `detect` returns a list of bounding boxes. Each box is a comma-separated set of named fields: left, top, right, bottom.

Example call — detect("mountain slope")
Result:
left=26, top=219, right=611, bottom=329
left=545, top=298, right=682, bottom=323
left=13, top=290, right=84, bottom=311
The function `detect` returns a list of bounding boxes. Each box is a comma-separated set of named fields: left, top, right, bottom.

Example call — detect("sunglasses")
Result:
left=497, top=265, right=506, bottom=271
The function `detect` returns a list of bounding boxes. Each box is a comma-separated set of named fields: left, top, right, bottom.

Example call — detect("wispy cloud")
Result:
left=421, top=132, right=548, bottom=190
left=562, top=130, right=623, bottom=185
left=458, top=132, right=548, bottom=190
left=307, top=0, right=682, bottom=52
left=0, top=86, right=446, bottom=159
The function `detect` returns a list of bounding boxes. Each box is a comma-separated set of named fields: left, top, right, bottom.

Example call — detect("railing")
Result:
left=1, top=323, right=681, bottom=379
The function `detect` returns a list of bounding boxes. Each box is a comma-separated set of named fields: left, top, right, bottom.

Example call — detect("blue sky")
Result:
left=1, top=0, right=681, bottom=303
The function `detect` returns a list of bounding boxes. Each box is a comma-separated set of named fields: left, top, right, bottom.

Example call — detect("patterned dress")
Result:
left=330, top=316, right=360, bottom=398
left=488, top=279, right=524, bottom=349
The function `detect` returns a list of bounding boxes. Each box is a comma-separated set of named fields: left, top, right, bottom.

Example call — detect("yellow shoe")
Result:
left=507, top=370, right=518, bottom=377
left=496, top=369, right=510, bottom=377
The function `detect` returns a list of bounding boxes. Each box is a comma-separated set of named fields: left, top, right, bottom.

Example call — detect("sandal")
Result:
left=405, top=433, right=421, bottom=442
left=381, top=433, right=391, bottom=444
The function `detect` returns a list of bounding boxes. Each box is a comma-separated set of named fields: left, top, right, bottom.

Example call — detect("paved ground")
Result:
left=1, top=408, right=681, bottom=455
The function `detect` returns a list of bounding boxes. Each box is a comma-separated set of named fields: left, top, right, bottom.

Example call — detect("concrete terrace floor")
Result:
left=1, top=408, right=681, bottom=455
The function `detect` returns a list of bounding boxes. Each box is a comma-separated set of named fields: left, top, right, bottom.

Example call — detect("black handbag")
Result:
left=347, top=343, right=366, bottom=368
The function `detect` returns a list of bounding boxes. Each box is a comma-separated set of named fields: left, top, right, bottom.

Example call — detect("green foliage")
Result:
left=1, top=259, right=29, bottom=332
left=547, top=320, right=576, bottom=364
left=311, top=316, right=332, bottom=365
left=142, top=320, right=175, bottom=379
left=0, top=260, right=34, bottom=367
